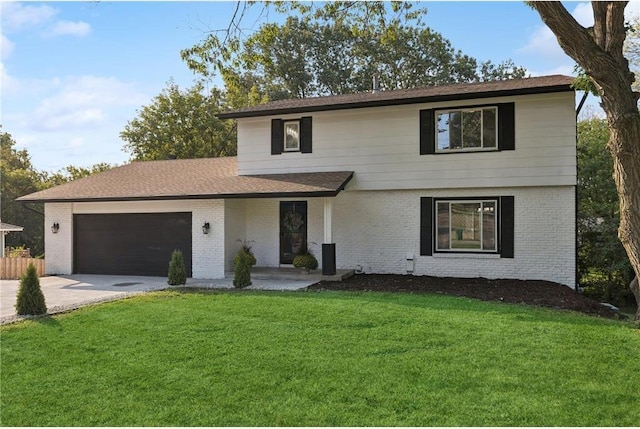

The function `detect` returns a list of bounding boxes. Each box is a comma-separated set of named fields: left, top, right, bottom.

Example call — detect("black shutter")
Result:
left=420, top=197, right=433, bottom=256
left=497, top=103, right=515, bottom=151
left=271, top=119, right=284, bottom=155
left=500, top=196, right=514, bottom=258
left=300, top=117, right=312, bottom=153
left=419, top=109, right=435, bottom=155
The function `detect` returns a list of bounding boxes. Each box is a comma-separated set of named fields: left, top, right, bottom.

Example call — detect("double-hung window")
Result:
left=271, top=117, right=313, bottom=154
left=436, top=199, right=497, bottom=252
left=420, top=103, right=514, bottom=154
left=420, top=196, right=514, bottom=258
left=436, top=107, right=497, bottom=152
left=284, top=121, right=300, bottom=151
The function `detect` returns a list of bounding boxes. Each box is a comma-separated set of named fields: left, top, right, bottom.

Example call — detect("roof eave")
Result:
left=216, top=84, right=574, bottom=119
left=18, top=190, right=344, bottom=204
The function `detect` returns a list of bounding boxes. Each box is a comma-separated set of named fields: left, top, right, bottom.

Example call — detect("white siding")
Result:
left=236, top=92, right=576, bottom=189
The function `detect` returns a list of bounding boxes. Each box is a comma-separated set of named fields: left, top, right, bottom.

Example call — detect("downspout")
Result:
left=574, top=93, right=586, bottom=291
left=576, top=91, right=589, bottom=118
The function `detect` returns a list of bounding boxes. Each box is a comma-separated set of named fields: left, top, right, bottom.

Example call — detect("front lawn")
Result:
left=1, top=290, right=638, bottom=426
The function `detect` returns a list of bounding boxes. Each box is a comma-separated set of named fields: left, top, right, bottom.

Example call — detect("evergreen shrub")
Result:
left=16, top=263, right=47, bottom=316
left=168, top=249, right=187, bottom=286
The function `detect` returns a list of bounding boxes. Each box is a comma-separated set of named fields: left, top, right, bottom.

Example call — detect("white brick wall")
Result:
left=332, top=186, right=576, bottom=287
left=44, top=203, right=73, bottom=275
left=44, top=187, right=575, bottom=287
left=191, top=200, right=225, bottom=279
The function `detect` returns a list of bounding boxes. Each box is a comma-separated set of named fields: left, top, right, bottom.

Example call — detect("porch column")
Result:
left=322, top=197, right=336, bottom=275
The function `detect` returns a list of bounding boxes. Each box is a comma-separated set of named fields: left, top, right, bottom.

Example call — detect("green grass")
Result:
left=1, top=290, right=639, bottom=426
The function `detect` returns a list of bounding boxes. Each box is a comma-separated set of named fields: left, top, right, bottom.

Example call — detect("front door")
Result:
left=280, top=201, right=307, bottom=264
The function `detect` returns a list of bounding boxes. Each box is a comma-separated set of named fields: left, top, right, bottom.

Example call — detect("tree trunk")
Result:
left=531, top=2, right=640, bottom=320
left=630, top=276, right=640, bottom=320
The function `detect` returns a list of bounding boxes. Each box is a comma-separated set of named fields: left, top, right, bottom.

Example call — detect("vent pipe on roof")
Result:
left=372, top=74, right=380, bottom=93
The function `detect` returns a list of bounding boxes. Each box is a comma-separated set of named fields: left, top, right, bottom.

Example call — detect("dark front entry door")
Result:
left=280, top=201, right=307, bottom=264
left=74, top=212, right=192, bottom=276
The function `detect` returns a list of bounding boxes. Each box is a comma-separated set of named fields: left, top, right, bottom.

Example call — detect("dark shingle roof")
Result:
left=17, top=157, right=354, bottom=203
left=217, top=75, right=575, bottom=119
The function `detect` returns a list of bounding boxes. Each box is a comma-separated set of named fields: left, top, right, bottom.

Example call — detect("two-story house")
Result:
left=18, top=75, right=577, bottom=287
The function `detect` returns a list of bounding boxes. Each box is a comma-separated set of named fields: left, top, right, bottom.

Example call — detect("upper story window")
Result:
left=436, top=107, right=497, bottom=152
left=284, top=121, right=300, bottom=151
left=271, top=117, right=312, bottom=155
left=420, top=103, right=514, bottom=155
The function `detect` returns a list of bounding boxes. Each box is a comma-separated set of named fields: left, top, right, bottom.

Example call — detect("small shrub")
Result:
left=233, top=249, right=252, bottom=288
left=236, top=239, right=257, bottom=266
left=168, top=250, right=187, bottom=286
left=16, top=263, right=47, bottom=316
left=292, top=241, right=318, bottom=272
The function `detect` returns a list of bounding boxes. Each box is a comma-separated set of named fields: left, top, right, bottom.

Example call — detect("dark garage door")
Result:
left=74, top=212, right=192, bottom=276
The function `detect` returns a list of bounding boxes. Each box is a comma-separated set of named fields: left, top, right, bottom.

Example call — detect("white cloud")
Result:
left=0, top=2, right=91, bottom=38
left=1, top=34, right=15, bottom=60
left=519, top=2, right=595, bottom=62
left=48, top=20, right=91, bottom=37
left=0, top=2, right=57, bottom=32
left=572, top=2, right=594, bottom=28
left=31, top=75, right=147, bottom=131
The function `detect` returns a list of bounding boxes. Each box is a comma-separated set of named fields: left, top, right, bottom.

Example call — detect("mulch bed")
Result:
left=309, top=274, right=630, bottom=319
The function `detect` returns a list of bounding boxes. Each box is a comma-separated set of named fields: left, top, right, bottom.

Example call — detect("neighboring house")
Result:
left=18, top=75, right=577, bottom=287
left=1, top=222, right=24, bottom=257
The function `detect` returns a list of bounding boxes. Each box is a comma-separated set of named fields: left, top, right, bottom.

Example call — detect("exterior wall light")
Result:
left=51, top=222, right=60, bottom=234
left=202, top=222, right=210, bottom=234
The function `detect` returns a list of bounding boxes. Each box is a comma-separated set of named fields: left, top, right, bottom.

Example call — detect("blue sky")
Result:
left=2, top=1, right=638, bottom=172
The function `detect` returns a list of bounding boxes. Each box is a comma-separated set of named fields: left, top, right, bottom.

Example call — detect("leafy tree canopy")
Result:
left=1, top=128, right=45, bottom=255
left=181, top=2, right=527, bottom=103
left=121, top=80, right=237, bottom=160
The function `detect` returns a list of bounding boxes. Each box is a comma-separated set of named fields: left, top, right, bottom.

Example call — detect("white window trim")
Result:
left=283, top=120, right=300, bottom=152
left=435, top=198, right=498, bottom=253
left=435, top=106, right=498, bottom=153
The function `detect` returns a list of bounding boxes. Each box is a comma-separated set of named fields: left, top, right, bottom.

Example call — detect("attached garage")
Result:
left=73, top=212, right=192, bottom=276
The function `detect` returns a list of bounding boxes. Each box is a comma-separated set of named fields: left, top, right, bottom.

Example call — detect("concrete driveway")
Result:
left=1, top=274, right=314, bottom=324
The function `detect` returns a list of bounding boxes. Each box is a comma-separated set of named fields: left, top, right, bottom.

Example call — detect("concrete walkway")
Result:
left=0, top=273, right=318, bottom=324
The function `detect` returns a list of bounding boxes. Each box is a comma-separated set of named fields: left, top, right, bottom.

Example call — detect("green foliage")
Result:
left=577, top=118, right=634, bottom=306
left=233, top=249, right=252, bottom=288
left=292, top=241, right=318, bottom=271
left=167, top=250, right=187, bottom=286
left=236, top=240, right=257, bottom=266
left=1, top=128, right=45, bottom=256
left=2, top=291, right=639, bottom=426
left=181, top=6, right=527, bottom=103
left=15, top=263, right=47, bottom=316
left=41, top=163, right=114, bottom=187
left=120, top=80, right=237, bottom=161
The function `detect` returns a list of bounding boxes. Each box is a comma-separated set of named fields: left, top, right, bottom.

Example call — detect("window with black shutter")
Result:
left=420, top=195, right=514, bottom=258
left=420, top=103, right=515, bottom=154
left=271, top=117, right=313, bottom=154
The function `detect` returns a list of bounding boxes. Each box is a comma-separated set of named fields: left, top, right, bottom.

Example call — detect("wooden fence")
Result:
left=0, top=258, right=45, bottom=280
